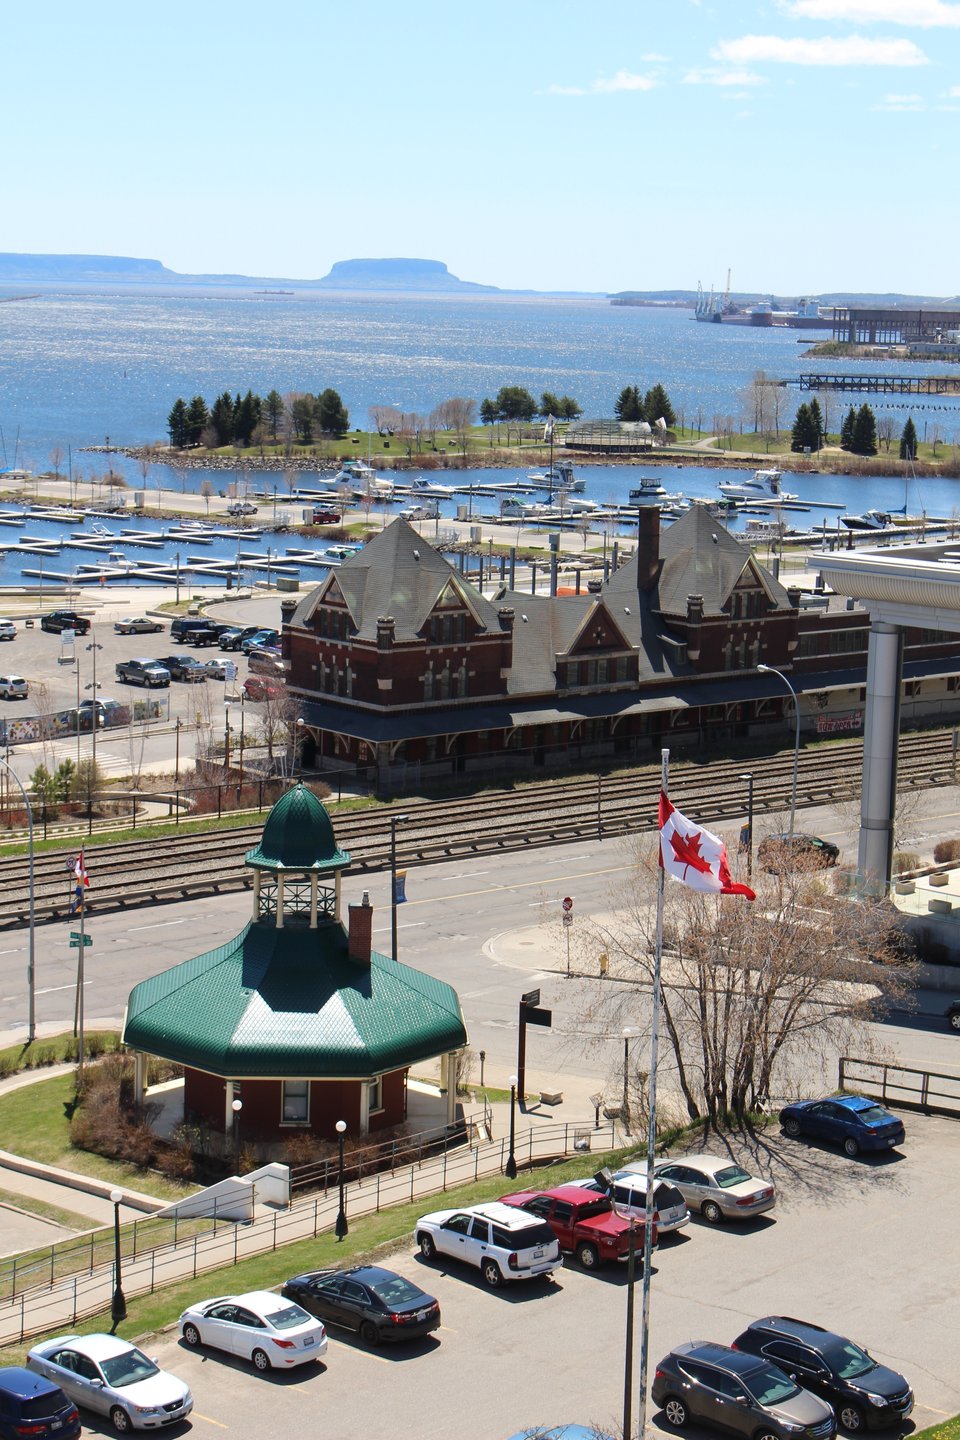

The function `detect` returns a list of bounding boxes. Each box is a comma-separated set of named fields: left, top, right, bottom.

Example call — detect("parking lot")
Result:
left=85, top=1113, right=960, bottom=1440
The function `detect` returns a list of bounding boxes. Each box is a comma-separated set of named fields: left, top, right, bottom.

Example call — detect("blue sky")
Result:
left=5, top=0, right=959, bottom=294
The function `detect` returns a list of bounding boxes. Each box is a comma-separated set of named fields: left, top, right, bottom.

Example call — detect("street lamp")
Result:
left=335, top=1120, right=348, bottom=1239
left=622, top=1027, right=640, bottom=1135
left=389, top=813, right=409, bottom=962
left=110, top=1188, right=126, bottom=1328
left=231, top=1097, right=243, bottom=1172
left=293, top=717, right=305, bottom=778
left=757, top=664, right=800, bottom=839
left=0, top=756, right=35, bottom=1041
left=224, top=701, right=232, bottom=772
left=174, top=718, right=184, bottom=784
left=739, top=771, right=754, bottom=879
left=86, top=639, right=103, bottom=766
left=505, top=1075, right=519, bottom=1179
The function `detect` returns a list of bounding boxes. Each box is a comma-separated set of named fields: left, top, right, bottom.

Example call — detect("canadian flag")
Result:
left=659, top=793, right=756, bottom=901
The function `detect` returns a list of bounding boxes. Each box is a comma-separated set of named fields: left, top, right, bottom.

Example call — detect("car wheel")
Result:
left=182, top=1322, right=201, bottom=1347
left=359, top=1320, right=381, bottom=1346
left=701, top=1200, right=724, bottom=1224
left=481, top=1258, right=503, bottom=1288
left=575, top=1240, right=600, bottom=1269
left=840, top=1404, right=865, bottom=1433
left=663, top=1397, right=688, bottom=1429
left=252, top=1347, right=271, bottom=1372
left=843, top=1137, right=860, bottom=1158
left=949, top=1011, right=960, bottom=1032
left=109, top=1407, right=132, bottom=1433
left=755, top=1431, right=782, bottom=1440
left=418, top=1232, right=436, bottom=1261
left=783, top=1117, right=802, bottom=1138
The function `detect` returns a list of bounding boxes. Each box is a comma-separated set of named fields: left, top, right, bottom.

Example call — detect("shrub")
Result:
left=933, top=838, right=960, bottom=864
left=892, top=851, right=921, bottom=874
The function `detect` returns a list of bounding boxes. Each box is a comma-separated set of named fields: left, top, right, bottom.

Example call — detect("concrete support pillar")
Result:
left=858, top=621, right=904, bottom=895
left=335, top=871, right=342, bottom=921
left=358, top=1081, right=370, bottom=1137
left=133, top=1051, right=147, bottom=1111
left=446, top=1053, right=458, bottom=1125
left=252, top=869, right=261, bottom=920
left=309, top=873, right=318, bottom=929
left=276, top=873, right=285, bottom=928
left=225, top=1079, right=236, bottom=1132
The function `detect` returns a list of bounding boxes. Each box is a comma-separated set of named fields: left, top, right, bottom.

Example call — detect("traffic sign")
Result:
left=562, top=896, right=573, bottom=913
left=524, top=1005, right=552, bottom=1028
left=562, top=912, right=573, bottom=928
left=521, top=988, right=541, bottom=1008
left=69, top=935, right=93, bottom=949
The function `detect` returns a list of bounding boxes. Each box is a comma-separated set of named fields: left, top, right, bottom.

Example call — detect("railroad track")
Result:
left=0, top=729, right=954, bottom=929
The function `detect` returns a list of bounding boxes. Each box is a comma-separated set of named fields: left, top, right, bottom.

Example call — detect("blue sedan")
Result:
left=779, top=1095, right=904, bottom=1157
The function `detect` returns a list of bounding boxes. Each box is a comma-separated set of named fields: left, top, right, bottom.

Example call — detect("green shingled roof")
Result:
left=122, top=920, right=467, bottom=1078
left=244, top=783, right=350, bottom=872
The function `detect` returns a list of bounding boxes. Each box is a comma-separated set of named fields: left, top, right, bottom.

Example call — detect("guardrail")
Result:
left=0, top=1116, right=612, bottom=1345
left=839, top=1056, right=960, bottom=1118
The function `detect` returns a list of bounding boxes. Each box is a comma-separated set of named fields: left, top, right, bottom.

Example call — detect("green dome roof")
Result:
left=244, top=783, right=351, bottom=872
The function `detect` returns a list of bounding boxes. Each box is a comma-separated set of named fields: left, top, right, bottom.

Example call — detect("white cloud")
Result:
left=783, top=0, right=960, bottom=25
left=949, top=83, right=960, bottom=92
left=684, top=66, right=766, bottom=84
left=547, top=70, right=658, bottom=96
left=640, top=51, right=670, bottom=62
left=713, top=33, right=929, bottom=63
left=874, top=90, right=926, bottom=106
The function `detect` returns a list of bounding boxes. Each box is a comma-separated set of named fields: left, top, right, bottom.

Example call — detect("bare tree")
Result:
left=369, top=405, right=401, bottom=437
left=49, top=444, right=64, bottom=481
left=877, top=416, right=896, bottom=453
left=200, top=479, right=213, bottom=515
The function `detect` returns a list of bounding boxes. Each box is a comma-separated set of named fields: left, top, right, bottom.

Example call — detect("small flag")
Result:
left=71, top=852, right=90, bottom=913
left=393, top=871, right=407, bottom=905
left=659, top=793, right=755, bottom=901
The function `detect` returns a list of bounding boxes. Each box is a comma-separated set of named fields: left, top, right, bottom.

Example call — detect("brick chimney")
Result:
left=637, top=507, right=661, bottom=593
left=348, top=891, right=373, bottom=967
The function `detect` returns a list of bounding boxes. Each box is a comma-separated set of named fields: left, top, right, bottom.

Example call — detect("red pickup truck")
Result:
left=499, top=1184, right=655, bottom=1271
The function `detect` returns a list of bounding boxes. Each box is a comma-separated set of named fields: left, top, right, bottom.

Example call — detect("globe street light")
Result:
left=757, top=664, right=800, bottom=839
left=110, top=1188, right=126, bottom=1328
left=335, top=1120, right=348, bottom=1239
left=0, top=756, right=35, bottom=1041
left=505, top=1074, right=519, bottom=1179
left=231, top=1097, right=243, bottom=1173
left=390, top=813, right=409, bottom=962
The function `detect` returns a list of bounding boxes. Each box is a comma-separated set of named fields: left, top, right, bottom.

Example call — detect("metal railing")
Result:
left=839, top=1056, right=960, bottom=1117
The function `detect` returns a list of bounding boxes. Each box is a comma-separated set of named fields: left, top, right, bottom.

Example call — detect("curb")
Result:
left=0, top=1150, right=165, bottom=1215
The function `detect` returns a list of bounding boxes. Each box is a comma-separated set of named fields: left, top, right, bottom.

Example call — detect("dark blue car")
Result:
left=0, top=1366, right=80, bottom=1440
left=779, top=1095, right=904, bottom=1157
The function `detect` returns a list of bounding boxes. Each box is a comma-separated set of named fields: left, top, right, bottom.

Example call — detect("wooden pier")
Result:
left=797, top=372, right=960, bottom=396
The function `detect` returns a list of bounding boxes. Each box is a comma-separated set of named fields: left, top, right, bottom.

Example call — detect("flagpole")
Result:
left=637, top=746, right=668, bottom=1439
left=77, top=863, right=85, bottom=1085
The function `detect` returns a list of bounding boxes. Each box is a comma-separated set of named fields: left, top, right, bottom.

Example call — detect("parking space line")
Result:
left=191, top=1413, right=229, bottom=1429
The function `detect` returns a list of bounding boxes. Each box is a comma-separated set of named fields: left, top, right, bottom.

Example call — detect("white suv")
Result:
left=567, top=1168, right=690, bottom=1236
left=0, top=675, right=28, bottom=699
left=0, top=620, right=17, bottom=641
left=415, top=1201, right=561, bottom=1288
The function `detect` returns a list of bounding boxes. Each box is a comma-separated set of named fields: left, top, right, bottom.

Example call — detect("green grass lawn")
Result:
left=0, top=1187, right=94, bottom=1232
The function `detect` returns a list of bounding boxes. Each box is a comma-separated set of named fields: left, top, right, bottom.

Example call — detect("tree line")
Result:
left=791, top=400, right=920, bottom=459
left=613, top=383, right=677, bottom=426
left=167, top=388, right=350, bottom=449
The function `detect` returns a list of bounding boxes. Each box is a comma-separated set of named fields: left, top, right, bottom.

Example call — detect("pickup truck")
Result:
left=499, top=1184, right=653, bottom=1270
left=115, top=658, right=170, bottom=687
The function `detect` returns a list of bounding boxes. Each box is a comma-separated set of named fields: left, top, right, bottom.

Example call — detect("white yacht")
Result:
left=718, top=467, right=797, bottom=501
left=629, top=476, right=670, bottom=502
left=841, top=509, right=893, bottom=531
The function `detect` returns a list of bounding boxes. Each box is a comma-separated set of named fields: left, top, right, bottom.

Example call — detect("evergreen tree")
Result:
left=614, top=386, right=643, bottom=422
left=790, top=402, right=819, bottom=452
left=643, top=383, right=676, bottom=427
left=479, top=397, right=498, bottom=428
left=807, top=398, right=824, bottom=446
left=265, top=390, right=285, bottom=443
left=185, top=395, right=209, bottom=446
left=234, top=390, right=261, bottom=446
left=209, top=391, right=235, bottom=446
left=167, top=398, right=188, bottom=448
left=840, top=406, right=857, bottom=452
left=494, top=386, right=537, bottom=422
left=317, top=387, right=349, bottom=436
left=851, top=403, right=878, bottom=457
left=539, top=391, right=561, bottom=418
left=290, top=395, right=316, bottom=443
left=558, top=395, right=582, bottom=420
left=900, top=416, right=918, bottom=461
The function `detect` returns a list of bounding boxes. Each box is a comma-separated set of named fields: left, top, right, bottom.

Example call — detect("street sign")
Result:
left=562, top=896, right=573, bottom=913
left=524, top=1005, right=552, bottom=1028
left=521, top=988, right=541, bottom=1008
left=69, top=935, right=93, bottom=949
left=562, top=912, right=573, bottom=928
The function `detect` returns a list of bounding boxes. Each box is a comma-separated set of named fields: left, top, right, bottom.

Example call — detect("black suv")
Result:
left=39, top=610, right=91, bottom=635
left=0, top=1366, right=80, bottom=1440
left=218, top=625, right=264, bottom=651
left=158, top=654, right=208, bottom=682
left=652, top=1341, right=836, bottom=1440
left=732, top=1318, right=913, bottom=1432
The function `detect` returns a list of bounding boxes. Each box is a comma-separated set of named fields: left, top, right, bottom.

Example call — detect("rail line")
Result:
left=0, top=729, right=954, bottom=928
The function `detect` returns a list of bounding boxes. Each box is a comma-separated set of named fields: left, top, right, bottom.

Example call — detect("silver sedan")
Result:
left=27, top=1333, right=192, bottom=1433
left=652, top=1153, right=776, bottom=1224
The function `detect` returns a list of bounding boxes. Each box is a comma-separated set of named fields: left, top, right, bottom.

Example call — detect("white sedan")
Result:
left=114, top=616, right=163, bottom=634
left=27, top=1333, right=192, bottom=1433
left=179, top=1289, right=328, bottom=1370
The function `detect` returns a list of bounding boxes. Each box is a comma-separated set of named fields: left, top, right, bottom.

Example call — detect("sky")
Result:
left=4, top=0, right=959, bottom=296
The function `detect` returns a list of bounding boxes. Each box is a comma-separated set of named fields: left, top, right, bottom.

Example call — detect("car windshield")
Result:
left=822, top=1339, right=875, bottom=1379
left=99, top=1348, right=159, bottom=1387
left=369, top=1276, right=423, bottom=1306
left=266, top=1304, right=311, bottom=1330
left=853, top=1105, right=892, bottom=1125
left=744, top=1367, right=801, bottom=1406
left=713, top=1165, right=752, bottom=1188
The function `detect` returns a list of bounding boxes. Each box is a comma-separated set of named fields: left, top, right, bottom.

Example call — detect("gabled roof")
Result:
left=245, top=783, right=350, bottom=873
left=290, top=519, right=504, bottom=641
left=122, top=920, right=467, bottom=1079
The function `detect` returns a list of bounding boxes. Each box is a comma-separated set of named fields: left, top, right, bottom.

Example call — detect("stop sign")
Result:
left=562, top=896, right=573, bottom=913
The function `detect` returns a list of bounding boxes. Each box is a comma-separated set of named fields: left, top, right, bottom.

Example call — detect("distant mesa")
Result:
left=316, top=257, right=498, bottom=292
left=0, top=252, right=173, bottom=282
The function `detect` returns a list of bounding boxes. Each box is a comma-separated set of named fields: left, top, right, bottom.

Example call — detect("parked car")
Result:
left=26, top=1334, right=192, bottom=1434
left=227, top=501, right=258, bottom=516
left=281, top=1265, right=440, bottom=1346
left=178, top=1290, right=327, bottom=1371
left=218, top=625, right=265, bottom=651
left=758, top=833, right=840, bottom=872
left=201, top=657, right=235, bottom=680
left=115, top=658, right=170, bottom=688
left=113, top=617, right=163, bottom=635
left=0, top=1366, right=80, bottom=1440
left=241, top=628, right=279, bottom=653
left=499, top=1185, right=644, bottom=1270
left=247, top=647, right=284, bottom=676
left=0, top=620, right=17, bottom=641
left=415, top=1201, right=561, bottom=1288
left=778, top=1095, right=905, bottom=1157
left=0, top=675, right=28, bottom=700
left=652, top=1154, right=776, bottom=1224
left=731, top=1317, right=913, bottom=1432
left=652, top=1341, right=836, bottom=1440
left=158, top=654, right=208, bottom=683
left=311, top=508, right=342, bottom=524
left=243, top=675, right=283, bottom=701
left=39, top=610, right=90, bottom=635
left=946, top=999, right=960, bottom=1032
left=568, top=1168, right=690, bottom=1236
left=169, top=618, right=219, bottom=646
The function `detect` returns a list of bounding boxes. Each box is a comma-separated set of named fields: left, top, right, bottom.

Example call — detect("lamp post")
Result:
left=86, top=638, right=102, bottom=766
left=231, top=1097, right=242, bottom=1172
left=224, top=701, right=231, bottom=772
left=0, top=756, right=35, bottom=1041
left=390, top=812, right=409, bottom=962
left=757, top=664, right=800, bottom=839
left=174, top=718, right=184, bottom=784
left=238, top=692, right=246, bottom=784
left=505, top=1074, right=518, bottom=1179
left=110, top=1188, right=126, bottom=1328
left=739, top=771, right=754, bottom=879
left=622, top=1027, right=640, bottom=1135
left=335, top=1120, right=348, bottom=1239
left=293, top=716, right=305, bottom=778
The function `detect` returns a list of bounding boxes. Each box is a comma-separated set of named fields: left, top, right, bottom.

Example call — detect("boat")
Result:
left=718, top=467, right=798, bottom=501
left=628, top=477, right=669, bottom=502
left=841, top=510, right=893, bottom=531
left=557, top=491, right=600, bottom=514
left=410, top=478, right=457, bottom=499
left=526, top=460, right=582, bottom=492
left=332, top=459, right=376, bottom=485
